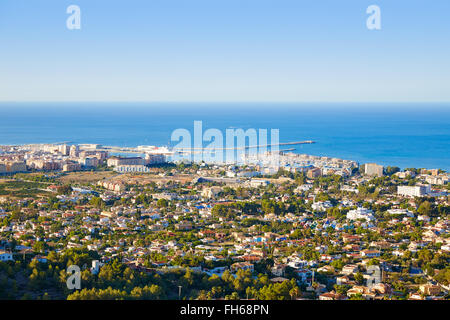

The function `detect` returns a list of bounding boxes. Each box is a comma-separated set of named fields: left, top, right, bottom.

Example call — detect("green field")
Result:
left=0, top=180, right=50, bottom=197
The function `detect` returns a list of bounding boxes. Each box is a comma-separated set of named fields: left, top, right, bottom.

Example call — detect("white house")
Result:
left=347, top=207, right=375, bottom=221
left=91, top=260, right=103, bottom=274
left=249, top=179, right=270, bottom=188
left=387, top=208, right=414, bottom=218
left=312, top=201, right=333, bottom=212
left=0, top=250, right=14, bottom=262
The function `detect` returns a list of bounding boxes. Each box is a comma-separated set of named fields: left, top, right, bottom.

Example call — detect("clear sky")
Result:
left=0, top=0, right=449, bottom=102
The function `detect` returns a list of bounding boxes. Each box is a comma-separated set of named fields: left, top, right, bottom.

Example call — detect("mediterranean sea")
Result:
left=0, top=102, right=449, bottom=171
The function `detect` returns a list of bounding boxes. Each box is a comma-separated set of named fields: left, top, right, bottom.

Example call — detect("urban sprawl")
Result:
left=0, top=143, right=449, bottom=300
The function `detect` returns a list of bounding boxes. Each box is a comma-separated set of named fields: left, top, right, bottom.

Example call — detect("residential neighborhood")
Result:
left=0, top=144, right=449, bottom=300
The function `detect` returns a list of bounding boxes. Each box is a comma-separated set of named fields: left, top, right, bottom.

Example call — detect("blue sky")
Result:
left=0, top=0, right=449, bottom=102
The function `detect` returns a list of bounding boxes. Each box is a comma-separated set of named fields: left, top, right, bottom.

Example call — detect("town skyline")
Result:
left=0, top=141, right=448, bottom=301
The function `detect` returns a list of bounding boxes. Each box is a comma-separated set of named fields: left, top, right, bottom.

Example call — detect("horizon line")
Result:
left=1, top=101, right=450, bottom=104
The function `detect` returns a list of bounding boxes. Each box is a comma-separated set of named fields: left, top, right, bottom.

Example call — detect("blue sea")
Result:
left=0, top=102, right=449, bottom=171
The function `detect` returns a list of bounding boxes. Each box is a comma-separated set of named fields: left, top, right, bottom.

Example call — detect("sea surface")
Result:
left=0, top=102, right=449, bottom=171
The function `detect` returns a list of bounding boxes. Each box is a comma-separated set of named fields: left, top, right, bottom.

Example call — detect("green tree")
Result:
left=156, top=198, right=168, bottom=208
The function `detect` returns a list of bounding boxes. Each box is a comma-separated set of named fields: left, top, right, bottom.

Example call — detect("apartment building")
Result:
left=364, top=163, right=384, bottom=177
left=397, top=185, right=431, bottom=197
left=107, top=156, right=145, bottom=167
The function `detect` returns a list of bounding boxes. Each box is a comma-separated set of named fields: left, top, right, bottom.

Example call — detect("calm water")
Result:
left=0, top=102, right=449, bottom=170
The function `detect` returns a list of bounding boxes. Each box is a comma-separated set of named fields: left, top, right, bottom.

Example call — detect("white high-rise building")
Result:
left=70, top=145, right=80, bottom=158
left=364, top=163, right=384, bottom=177
left=397, top=185, right=431, bottom=197
left=59, top=144, right=69, bottom=156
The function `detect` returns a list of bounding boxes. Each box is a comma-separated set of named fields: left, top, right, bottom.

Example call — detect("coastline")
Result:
left=0, top=102, right=449, bottom=171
